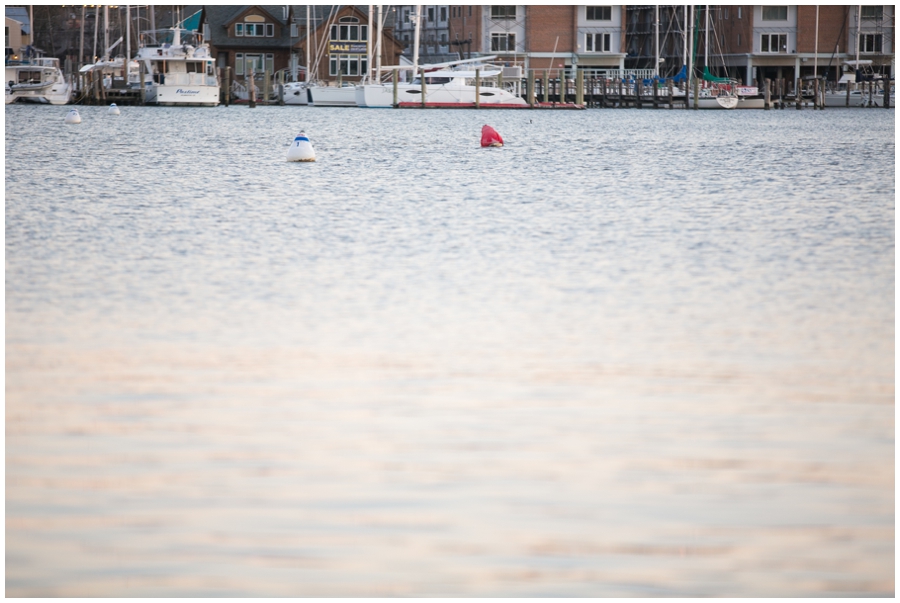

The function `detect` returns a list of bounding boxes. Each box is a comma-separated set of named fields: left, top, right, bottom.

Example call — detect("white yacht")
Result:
left=133, top=28, right=219, bottom=106
left=356, top=65, right=527, bottom=108
left=5, top=57, right=72, bottom=105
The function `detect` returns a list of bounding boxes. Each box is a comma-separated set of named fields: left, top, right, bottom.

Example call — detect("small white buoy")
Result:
left=65, top=108, right=81, bottom=124
left=286, top=131, right=316, bottom=162
left=108, top=103, right=120, bottom=115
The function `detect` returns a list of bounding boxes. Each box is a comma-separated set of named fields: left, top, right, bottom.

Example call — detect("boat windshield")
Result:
left=410, top=76, right=453, bottom=85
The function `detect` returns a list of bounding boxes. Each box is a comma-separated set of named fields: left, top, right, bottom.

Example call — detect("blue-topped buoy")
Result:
left=65, top=108, right=81, bottom=124
left=287, top=131, right=316, bottom=162
left=108, top=103, right=120, bottom=115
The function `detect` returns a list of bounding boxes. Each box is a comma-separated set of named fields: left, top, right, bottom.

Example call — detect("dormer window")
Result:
left=235, top=21, right=274, bottom=37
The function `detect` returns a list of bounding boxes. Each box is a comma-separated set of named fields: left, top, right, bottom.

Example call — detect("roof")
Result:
left=5, top=7, right=30, bottom=34
left=200, top=5, right=399, bottom=47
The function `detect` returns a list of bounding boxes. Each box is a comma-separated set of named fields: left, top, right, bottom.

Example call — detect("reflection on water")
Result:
left=5, top=104, right=894, bottom=596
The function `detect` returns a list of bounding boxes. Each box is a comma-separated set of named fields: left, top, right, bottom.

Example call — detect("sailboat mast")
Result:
left=103, top=5, right=110, bottom=61
left=704, top=5, right=709, bottom=70
left=654, top=5, right=660, bottom=77
left=814, top=5, right=819, bottom=78
left=855, top=5, right=861, bottom=65
left=683, top=5, right=687, bottom=72
left=412, top=5, right=421, bottom=76
left=125, top=5, right=130, bottom=62
left=367, top=6, right=374, bottom=83
left=80, top=6, right=85, bottom=68
left=375, top=5, right=383, bottom=82
left=306, top=5, right=311, bottom=82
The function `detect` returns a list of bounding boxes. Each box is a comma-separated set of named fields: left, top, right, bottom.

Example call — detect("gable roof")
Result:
left=5, top=7, right=30, bottom=34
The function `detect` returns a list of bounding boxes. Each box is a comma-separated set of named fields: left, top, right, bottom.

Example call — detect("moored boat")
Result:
left=133, top=28, right=219, bottom=106
left=5, top=57, right=72, bottom=105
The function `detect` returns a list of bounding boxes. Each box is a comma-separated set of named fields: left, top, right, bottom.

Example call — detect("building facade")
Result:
left=392, top=5, right=894, bottom=86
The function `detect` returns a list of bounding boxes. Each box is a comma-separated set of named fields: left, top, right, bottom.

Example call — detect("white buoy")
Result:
left=286, top=131, right=316, bottom=162
left=65, top=109, right=81, bottom=124
left=108, top=103, right=120, bottom=115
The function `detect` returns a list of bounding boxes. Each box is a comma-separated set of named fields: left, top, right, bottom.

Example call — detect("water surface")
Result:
left=6, top=103, right=895, bottom=596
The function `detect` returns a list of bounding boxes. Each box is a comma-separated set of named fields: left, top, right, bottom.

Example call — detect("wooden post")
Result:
left=249, top=68, right=256, bottom=108
left=420, top=67, right=426, bottom=108
left=264, top=70, right=271, bottom=105
left=600, top=77, right=607, bottom=108
left=795, top=78, right=801, bottom=110
left=528, top=69, right=535, bottom=107
left=475, top=68, right=480, bottom=108
left=813, top=77, right=819, bottom=109
left=559, top=72, right=565, bottom=103
left=764, top=78, right=771, bottom=110
left=575, top=68, right=583, bottom=106
left=667, top=78, right=673, bottom=109
left=392, top=69, right=398, bottom=108
left=224, top=67, right=231, bottom=107
left=845, top=80, right=850, bottom=107
left=652, top=78, right=658, bottom=108
left=278, top=70, right=284, bottom=105
left=884, top=80, right=891, bottom=108
left=139, top=62, right=146, bottom=105
left=618, top=77, right=623, bottom=108
left=692, top=76, right=699, bottom=110
left=636, top=79, right=643, bottom=108
left=543, top=70, right=549, bottom=103
left=868, top=81, right=874, bottom=107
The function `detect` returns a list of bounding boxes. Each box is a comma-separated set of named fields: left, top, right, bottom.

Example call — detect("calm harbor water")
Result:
left=5, top=103, right=895, bottom=596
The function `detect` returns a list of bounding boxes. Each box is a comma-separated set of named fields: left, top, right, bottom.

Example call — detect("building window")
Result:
left=491, top=32, right=516, bottom=51
left=585, top=32, right=610, bottom=52
left=235, top=52, right=243, bottom=74
left=441, top=33, right=448, bottom=44
left=469, top=7, right=472, bottom=17
left=860, top=34, right=883, bottom=53
left=428, top=7, right=434, bottom=22
left=329, top=54, right=367, bottom=76
left=330, top=23, right=367, bottom=41
left=723, top=7, right=729, bottom=19
left=738, top=7, right=742, bottom=19
left=237, top=22, right=271, bottom=37
left=760, top=33, right=787, bottom=53
left=586, top=6, right=612, bottom=21
left=440, top=7, right=447, bottom=22
left=737, top=33, right=741, bottom=46
left=404, top=9, right=410, bottom=23
left=861, top=6, right=883, bottom=19
left=761, top=6, right=788, bottom=21
left=491, top=6, right=516, bottom=20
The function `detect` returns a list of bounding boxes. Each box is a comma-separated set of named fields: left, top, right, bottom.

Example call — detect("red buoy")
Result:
left=481, top=124, right=504, bottom=147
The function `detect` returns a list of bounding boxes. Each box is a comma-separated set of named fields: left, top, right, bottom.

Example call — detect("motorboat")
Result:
left=133, top=27, right=219, bottom=106
left=5, top=57, right=72, bottom=105
left=357, top=64, right=528, bottom=108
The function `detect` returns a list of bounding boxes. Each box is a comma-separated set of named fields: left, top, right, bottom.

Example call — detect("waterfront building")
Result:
left=197, top=5, right=402, bottom=87
left=395, top=5, right=456, bottom=64
left=5, top=6, right=32, bottom=61
left=712, top=5, right=895, bottom=86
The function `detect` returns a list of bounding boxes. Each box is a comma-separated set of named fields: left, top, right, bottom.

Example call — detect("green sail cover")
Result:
left=702, top=67, right=731, bottom=83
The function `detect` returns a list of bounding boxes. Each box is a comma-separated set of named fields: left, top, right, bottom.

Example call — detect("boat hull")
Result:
left=309, top=85, right=357, bottom=107
left=145, top=83, right=219, bottom=106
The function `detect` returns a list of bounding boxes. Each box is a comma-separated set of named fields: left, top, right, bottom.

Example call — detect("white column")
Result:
left=367, top=5, right=374, bottom=82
